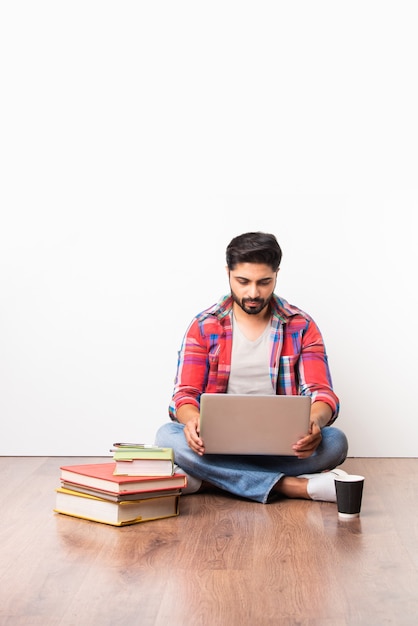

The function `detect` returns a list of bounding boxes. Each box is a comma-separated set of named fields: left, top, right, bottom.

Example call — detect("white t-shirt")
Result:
left=226, top=316, right=275, bottom=395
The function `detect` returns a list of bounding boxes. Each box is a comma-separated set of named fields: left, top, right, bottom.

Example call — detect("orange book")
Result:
left=59, top=462, right=187, bottom=495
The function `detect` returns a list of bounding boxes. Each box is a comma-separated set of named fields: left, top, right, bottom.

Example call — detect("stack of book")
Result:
left=54, top=444, right=187, bottom=526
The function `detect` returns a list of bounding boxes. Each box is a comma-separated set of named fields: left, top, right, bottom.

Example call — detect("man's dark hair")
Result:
left=226, top=232, right=282, bottom=272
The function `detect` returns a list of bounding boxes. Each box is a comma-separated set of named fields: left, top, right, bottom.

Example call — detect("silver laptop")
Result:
left=199, top=393, right=311, bottom=455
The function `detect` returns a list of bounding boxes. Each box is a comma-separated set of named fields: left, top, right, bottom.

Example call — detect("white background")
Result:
left=1, top=2, right=417, bottom=457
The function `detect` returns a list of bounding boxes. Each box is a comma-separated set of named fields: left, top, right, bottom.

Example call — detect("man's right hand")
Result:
left=183, top=417, right=205, bottom=456
left=177, top=405, right=205, bottom=456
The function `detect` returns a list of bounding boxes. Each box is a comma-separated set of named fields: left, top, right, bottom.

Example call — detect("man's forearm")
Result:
left=176, top=403, right=200, bottom=426
left=310, top=401, right=333, bottom=428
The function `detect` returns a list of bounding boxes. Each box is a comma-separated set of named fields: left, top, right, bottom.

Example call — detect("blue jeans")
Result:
left=155, top=422, right=348, bottom=504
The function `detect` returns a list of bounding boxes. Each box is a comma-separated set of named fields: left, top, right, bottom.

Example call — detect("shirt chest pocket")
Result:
left=277, top=355, right=301, bottom=394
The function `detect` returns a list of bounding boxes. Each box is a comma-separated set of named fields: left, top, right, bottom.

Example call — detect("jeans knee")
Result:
left=332, top=427, right=349, bottom=463
left=154, top=423, right=172, bottom=446
left=322, top=426, right=349, bottom=465
left=154, top=421, right=183, bottom=447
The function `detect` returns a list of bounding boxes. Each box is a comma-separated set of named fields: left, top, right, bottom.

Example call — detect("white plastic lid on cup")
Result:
left=334, top=474, right=365, bottom=482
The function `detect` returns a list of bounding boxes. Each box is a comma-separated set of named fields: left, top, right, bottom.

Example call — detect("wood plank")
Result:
left=1, top=457, right=418, bottom=625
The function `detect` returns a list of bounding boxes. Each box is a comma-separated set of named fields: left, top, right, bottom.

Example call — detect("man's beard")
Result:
left=231, top=290, right=272, bottom=315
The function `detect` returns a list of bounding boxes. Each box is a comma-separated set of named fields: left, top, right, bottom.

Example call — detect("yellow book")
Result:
left=54, top=487, right=180, bottom=526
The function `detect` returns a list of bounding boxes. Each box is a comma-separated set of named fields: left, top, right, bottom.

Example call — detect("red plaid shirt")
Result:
left=169, top=294, right=340, bottom=423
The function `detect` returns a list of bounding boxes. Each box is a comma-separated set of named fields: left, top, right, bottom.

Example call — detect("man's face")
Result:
left=228, top=262, right=278, bottom=316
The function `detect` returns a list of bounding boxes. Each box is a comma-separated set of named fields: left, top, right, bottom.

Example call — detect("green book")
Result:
left=111, top=446, right=175, bottom=477
left=111, top=446, right=174, bottom=461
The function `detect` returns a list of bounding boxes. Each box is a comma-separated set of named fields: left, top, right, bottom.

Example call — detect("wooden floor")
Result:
left=1, top=457, right=418, bottom=626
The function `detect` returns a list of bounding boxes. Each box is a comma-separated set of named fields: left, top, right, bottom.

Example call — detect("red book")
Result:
left=59, top=462, right=187, bottom=495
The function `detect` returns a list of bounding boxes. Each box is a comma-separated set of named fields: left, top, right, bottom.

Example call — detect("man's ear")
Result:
left=274, top=268, right=279, bottom=287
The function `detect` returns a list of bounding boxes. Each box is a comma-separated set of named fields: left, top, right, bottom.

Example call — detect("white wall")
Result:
left=1, top=2, right=417, bottom=456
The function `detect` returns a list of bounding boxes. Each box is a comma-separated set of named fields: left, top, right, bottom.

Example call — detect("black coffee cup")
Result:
left=334, top=474, right=364, bottom=519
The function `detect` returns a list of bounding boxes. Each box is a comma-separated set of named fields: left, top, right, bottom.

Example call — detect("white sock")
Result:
left=298, top=469, right=348, bottom=502
left=173, top=465, right=202, bottom=495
